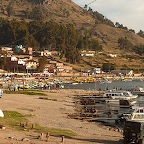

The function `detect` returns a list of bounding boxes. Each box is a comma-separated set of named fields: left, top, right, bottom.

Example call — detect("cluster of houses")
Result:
left=1, top=45, right=135, bottom=78
left=1, top=46, right=74, bottom=76
left=2, top=46, right=37, bottom=72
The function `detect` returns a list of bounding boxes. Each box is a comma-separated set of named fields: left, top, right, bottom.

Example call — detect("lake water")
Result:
left=64, top=80, right=144, bottom=91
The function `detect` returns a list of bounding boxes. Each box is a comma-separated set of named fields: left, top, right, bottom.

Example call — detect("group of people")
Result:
left=7, top=84, right=21, bottom=91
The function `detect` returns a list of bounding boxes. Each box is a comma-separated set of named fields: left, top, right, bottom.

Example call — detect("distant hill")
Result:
left=1, top=0, right=144, bottom=71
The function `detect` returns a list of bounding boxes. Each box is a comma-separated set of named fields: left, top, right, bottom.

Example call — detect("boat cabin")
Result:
left=103, top=90, right=138, bottom=100
left=131, top=107, right=144, bottom=121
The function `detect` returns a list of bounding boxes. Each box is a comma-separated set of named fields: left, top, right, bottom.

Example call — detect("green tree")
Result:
left=30, top=5, right=47, bottom=21
left=133, top=44, right=144, bottom=55
left=0, top=56, right=7, bottom=70
left=101, top=63, right=116, bottom=72
left=24, top=34, right=39, bottom=49
left=118, top=37, right=133, bottom=50
left=129, top=29, right=135, bottom=33
left=76, top=36, right=84, bottom=49
left=90, top=39, right=102, bottom=51
left=37, top=56, right=47, bottom=72
left=137, top=30, right=144, bottom=38
left=65, top=46, right=80, bottom=63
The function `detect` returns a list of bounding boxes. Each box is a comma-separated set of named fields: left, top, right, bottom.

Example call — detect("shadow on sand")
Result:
left=64, top=135, right=123, bottom=144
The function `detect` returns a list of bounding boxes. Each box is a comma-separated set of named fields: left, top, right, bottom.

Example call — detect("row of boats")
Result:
left=100, top=88, right=144, bottom=122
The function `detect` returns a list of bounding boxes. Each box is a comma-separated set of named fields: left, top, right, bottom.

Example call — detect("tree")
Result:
left=30, top=5, right=47, bottom=21
left=115, top=22, right=120, bottom=28
left=118, top=37, right=133, bottom=50
left=101, top=63, right=116, bottom=72
left=90, top=39, right=102, bottom=51
left=77, top=37, right=84, bottom=49
left=7, top=3, right=14, bottom=17
left=65, top=46, right=80, bottom=63
left=37, top=56, right=47, bottom=72
left=0, top=56, right=7, bottom=70
left=84, top=4, right=87, bottom=9
left=137, top=30, right=144, bottom=38
left=24, top=34, right=39, bottom=49
left=129, top=29, right=135, bottom=34
left=133, top=44, right=144, bottom=55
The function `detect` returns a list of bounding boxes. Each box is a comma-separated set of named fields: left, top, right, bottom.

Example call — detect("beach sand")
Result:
left=0, top=89, right=123, bottom=144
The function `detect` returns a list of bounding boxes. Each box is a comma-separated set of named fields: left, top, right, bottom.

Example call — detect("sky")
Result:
left=72, top=0, right=144, bottom=33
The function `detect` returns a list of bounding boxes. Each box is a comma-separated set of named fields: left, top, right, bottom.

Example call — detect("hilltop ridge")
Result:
left=1, top=0, right=144, bottom=70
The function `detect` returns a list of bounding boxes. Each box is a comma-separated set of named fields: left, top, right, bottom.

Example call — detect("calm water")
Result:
left=64, top=80, right=144, bottom=91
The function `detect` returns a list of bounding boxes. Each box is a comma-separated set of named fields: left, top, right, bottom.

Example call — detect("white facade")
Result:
left=18, top=59, right=25, bottom=65
left=11, top=56, right=18, bottom=61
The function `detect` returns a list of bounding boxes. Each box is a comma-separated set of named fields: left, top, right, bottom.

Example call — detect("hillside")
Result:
left=1, top=0, right=144, bottom=71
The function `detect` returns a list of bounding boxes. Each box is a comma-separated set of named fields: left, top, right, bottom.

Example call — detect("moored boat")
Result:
left=105, top=99, right=137, bottom=106
left=123, top=87, right=144, bottom=95
left=103, top=90, right=138, bottom=100
left=120, top=107, right=144, bottom=122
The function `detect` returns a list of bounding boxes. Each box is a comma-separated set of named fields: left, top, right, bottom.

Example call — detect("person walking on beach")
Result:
left=0, top=89, right=3, bottom=98
left=61, top=136, right=64, bottom=144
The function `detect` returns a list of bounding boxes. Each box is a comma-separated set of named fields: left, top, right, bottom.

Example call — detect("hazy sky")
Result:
left=72, top=0, right=144, bottom=32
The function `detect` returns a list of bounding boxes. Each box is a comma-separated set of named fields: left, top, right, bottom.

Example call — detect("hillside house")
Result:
left=44, top=61, right=73, bottom=75
left=6, top=56, right=37, bottom=72
left=49, top=60, right=57, bottom=64
left=6, top=56, right=26, bottom=72
left=25, top=47, right=33, bottom=55
left=111, top=70, right=133, bottom=76
left=88, top=67, right=102, bottom=76
left=44, top=64, right=56, bottom=74
left=56, top=62, right=63, bottom=67
left=41, top=50, right=51, bottom=56
left=61, top=65, right=73, bottom=72
left=18, top=59, right=25, bottom=65
left=55, top=62, right=73, bottom=72
left=1, top=47, right=13, bottom=54
left=14, top=45, right=33, bottom=55
left=80, top=50, right=95, bottom=57
left=50, top=51, right=59, bottom=56
left=108, top=54, right=117, bottom=58
left=1, top=47, right=12, bottom=52
left=26, top=60, right=38, bottom=70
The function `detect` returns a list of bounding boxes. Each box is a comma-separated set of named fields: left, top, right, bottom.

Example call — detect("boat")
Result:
left=130, top=107, right=144, bottom=121
left=71, top=82, right=79, bottom=85
left=99, top=79, right=112, bottom=84
left=124, top=87, right=144, bottom=95
left=120, top=107, right=144, bottom=122
left=105, top=99, right=137, bottom=106
left=103, top=90, right=138, bottom=100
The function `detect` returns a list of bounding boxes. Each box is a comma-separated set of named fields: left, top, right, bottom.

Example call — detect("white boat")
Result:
left=103, top=90, right=138, bottom=100
left=122, top=107, right=144, bottom=122
left=100, top=79, right=112, bottom=84
left=124, top=87, right=144, bottom=95
left=71, top=82, right=79, bottom=85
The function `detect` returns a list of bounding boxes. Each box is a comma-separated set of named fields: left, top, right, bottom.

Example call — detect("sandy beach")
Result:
left=0, top=89, right=123, bottom=144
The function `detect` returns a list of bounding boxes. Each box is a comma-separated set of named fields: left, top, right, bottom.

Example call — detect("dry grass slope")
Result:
left=1, top=0, right=144, bottom=70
